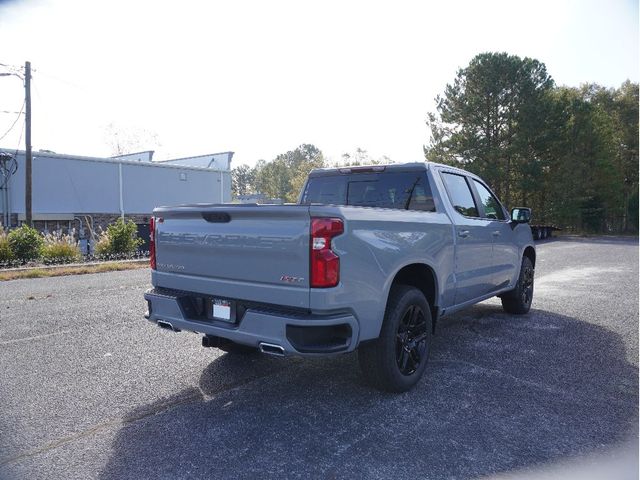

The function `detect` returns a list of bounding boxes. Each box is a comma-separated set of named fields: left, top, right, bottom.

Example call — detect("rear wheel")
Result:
left=501, top=256, right=534, bottom=314
left=358, top=286, right=433, bottom=392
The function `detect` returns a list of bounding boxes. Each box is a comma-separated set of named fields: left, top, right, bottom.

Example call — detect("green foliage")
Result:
left=425, top=52, right=639, bottom=233
left=8, top=225, right=44, bottom=261
left=628, top=190, right=639, bottom=230
left=231, top=164, right=256, bottom=197
left=231, top=145, right=393, bottom=203
left=255, top=144, right=326, bottom=202
left=96, top=219, right=143, bottom=255
left=426, top=52, right=553, bottom=207
left=94, top=230, right=112, bottom=256
left=40, top=231, right=81, bottom=263
left=0, top=228, right=13, bottom=262
left=332, top=148, right=389, bottom=168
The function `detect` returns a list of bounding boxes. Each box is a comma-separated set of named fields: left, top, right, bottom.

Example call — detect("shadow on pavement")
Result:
left=99, top=305, right=638, bottom=479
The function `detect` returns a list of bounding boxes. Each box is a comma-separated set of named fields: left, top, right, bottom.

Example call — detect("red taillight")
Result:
left=310, top=217, right=343, bottom=288
left=149, top=217, right=156, bottom=270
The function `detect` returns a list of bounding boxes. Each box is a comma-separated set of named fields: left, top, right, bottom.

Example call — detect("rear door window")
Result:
left=441, top=172, right=479, bottom=217
left=301, top=171, right=435, bottom=212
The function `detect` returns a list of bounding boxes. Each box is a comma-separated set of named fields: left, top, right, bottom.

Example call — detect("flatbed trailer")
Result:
left=530, top=224, right=560, bottom=240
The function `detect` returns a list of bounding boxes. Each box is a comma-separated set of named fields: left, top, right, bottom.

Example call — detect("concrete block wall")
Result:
left=16, top=213, right=150, bottom=238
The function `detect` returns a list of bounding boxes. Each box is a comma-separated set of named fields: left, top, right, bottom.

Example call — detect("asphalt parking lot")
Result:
left=0, top=237, right=638, bottom=479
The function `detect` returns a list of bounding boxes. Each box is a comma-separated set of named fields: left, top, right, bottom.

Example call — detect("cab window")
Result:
left=472, top=179, right=506, bottom=220
left=441, top=173, right=479, bottom=217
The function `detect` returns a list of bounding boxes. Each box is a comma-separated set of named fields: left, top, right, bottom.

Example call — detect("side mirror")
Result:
left=511, top=207, right=531, bottom=223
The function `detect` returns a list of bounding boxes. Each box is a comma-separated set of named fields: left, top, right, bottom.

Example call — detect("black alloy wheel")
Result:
left=396, top=305, right=429, bottom=376
left=501, top=256, right=535, bottom=314
left=520, top=262, right=534, bottom=306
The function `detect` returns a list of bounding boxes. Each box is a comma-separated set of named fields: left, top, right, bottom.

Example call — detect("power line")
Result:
left=0, top=62, right=24, bottom=79
left=0, top=100, right=25, bottom=142
left=14, top=117, right=25, bottom=154
left=30, top=68, right=85, bottom=91
left=0, top=62, right=23, bottom=70
left=0, top=119, right=23, bottom=189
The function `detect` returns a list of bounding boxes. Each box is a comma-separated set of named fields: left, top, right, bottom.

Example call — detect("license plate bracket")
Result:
left=211, top=298, right=235, bottom=323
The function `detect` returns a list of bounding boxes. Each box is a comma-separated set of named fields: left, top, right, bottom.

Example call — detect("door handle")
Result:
left=458, top=230, right=470, bottom=238
left=492, top=231, right=501, bottom=237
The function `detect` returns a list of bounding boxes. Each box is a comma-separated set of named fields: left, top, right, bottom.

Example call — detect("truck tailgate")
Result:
left=153, top=204, right=311, bottom=308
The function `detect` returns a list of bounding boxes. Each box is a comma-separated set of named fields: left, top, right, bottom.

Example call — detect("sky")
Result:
left=0, top=0, right=638, bottom=168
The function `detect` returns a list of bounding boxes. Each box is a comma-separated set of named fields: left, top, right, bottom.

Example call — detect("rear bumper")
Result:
left=143, top=288, right=359, bottom=356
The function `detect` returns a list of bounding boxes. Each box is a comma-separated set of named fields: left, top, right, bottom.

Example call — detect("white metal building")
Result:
left=155, top=152, right=234, bottom=171
left=0, top=149, right=233, bottom=231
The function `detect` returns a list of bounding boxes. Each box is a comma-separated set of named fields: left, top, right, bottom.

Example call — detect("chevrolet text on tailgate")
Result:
left=144, top=162, right=536, bottom=392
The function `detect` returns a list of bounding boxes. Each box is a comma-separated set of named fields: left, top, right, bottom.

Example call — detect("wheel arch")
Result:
left=386, top=262, right=439, bottom=333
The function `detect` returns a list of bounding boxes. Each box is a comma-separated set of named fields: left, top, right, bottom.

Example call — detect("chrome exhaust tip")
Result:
left=157, top=320, right=181, bottom=332
left=259, top=342, right=285, bottom=356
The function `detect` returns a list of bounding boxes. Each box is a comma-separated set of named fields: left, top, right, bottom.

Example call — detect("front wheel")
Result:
left=501, top=256, right=534, bottom=314
left=358, top=286, right=433, bottom=392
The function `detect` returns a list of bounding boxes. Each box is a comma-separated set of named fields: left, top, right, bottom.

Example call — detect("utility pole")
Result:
left=24, top=61, right=32, bottom=226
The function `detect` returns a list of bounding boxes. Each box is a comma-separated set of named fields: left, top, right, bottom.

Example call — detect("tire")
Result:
left=501, top=256, right=534, bottom=314
left=358, top=285, right=433, bottom=392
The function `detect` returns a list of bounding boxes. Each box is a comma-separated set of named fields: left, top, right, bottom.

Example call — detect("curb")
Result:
left=1, top=258, right=149, bottom=273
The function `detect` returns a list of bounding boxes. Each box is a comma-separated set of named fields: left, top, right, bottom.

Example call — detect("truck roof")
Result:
left=309, top=161, right=472, bottom=177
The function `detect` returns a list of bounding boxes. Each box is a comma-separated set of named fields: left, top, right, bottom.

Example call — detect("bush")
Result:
left=8, top=225, right=43, bottom=261
left=0, top=227, right=13, bottom=263
left=93, top=229, right=112, bottom=256
left=94, top=219, right=143, bottom=256
left=41, top=230, right=81, bottom=264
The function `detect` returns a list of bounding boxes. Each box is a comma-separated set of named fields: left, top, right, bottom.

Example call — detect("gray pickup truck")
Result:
left=144, top=162, right=535, bottom=392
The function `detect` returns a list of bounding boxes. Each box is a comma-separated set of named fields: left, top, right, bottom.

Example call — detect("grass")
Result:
left=0, top=261, right=148, bottom=281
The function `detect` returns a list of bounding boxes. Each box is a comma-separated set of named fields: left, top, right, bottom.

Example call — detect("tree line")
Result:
left=232, top=145, right=387, bottom=203
left=233, top=52, right=637, bottom=233
left=425, top=52, right=638, bottom=233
